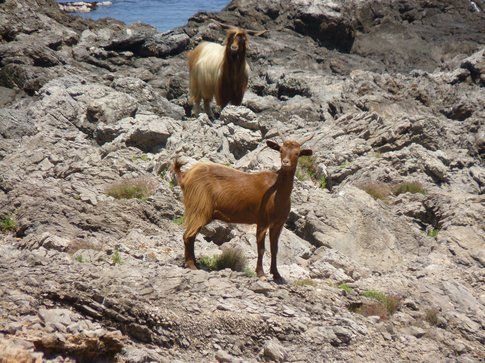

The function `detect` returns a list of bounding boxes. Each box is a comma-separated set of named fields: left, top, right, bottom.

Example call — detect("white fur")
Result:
left=189, top=42, right=225, bottom=117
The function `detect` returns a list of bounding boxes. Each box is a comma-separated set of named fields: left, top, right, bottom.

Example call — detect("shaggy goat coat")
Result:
left=187, top=29, right=249, bottom=113
left=173, top=160, right=276, bottom=237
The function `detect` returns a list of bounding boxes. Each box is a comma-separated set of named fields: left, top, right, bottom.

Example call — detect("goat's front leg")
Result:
left=255, top=225, right=268, bottom=278
left=192, top=101, right=201, bottom=117
left=269, top=224, right=285, bottom=284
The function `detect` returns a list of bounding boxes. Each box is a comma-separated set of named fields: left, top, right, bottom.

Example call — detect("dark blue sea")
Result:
left=61, top=0, right=229, bottom=32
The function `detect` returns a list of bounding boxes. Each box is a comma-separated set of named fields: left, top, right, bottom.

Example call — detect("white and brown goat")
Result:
left=172, top=133, right=314, bottom=283
left=187, top=28, right=250, bottom=117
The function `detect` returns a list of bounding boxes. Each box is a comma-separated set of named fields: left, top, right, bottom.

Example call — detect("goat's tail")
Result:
left=172, top=158, right=184, bottom=187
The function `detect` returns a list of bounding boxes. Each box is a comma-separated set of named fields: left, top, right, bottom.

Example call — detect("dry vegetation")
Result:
left=198, top=247, right=247, bottom=272
left=349, top=290, right=402, bottom=320
left=105, top=177, right=158, bottom=201
left=358, top=180, right=427, bottom=201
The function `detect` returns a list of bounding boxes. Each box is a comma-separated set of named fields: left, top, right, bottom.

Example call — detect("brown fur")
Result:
left=216, top=28, right=249, bottom=108
left=172, top=139, right=313, bottom=282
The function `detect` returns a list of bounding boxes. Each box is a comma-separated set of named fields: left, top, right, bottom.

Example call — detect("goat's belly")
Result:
left=212, top=209, right=257, bottom=224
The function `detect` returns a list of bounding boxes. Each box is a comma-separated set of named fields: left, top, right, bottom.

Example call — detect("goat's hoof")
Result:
left=185, top=261, right=198, bottom=270
left=273, top=276, right=286, bottom=285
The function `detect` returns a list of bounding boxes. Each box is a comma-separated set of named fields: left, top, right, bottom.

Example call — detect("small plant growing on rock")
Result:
left=75, top=255, right=84, bottom=263
left=427, top=228, right=439, bottom=238
left=198, top=248, right=247, bottom=272
left=243, top=266, right=256, bottom=278
left=350, top=290, right=402, bottom=320
left=112, top=249, right=123, bottom=265
left=173, top=215, right=185, bottom=225
left=424, top=308, right=439, bottom=326
left=338, top=283, right=353, bottom=293
left=296, top=155, right=317, bottom=181
left=393, top=181, right=426, bottom=196
left=319, top=176, right=327, bottom=190
left=0, top=215, right=17, bottom=233
left=337, top=160, right=351, bottom=170
left=105, top=177, right=157, bottom=201
left=358, top=181, right=392, bottom=202
left=294, top=278, right=317, bottom=287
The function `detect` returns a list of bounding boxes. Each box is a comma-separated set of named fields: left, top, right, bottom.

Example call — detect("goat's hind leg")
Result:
left=203, top=99, right=214, bottom=119
left=183, top=229, right=200, bottom=270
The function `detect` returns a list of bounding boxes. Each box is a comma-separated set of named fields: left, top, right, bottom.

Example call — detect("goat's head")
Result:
left=225, top=28, right=248, bottom=60
left=266, top=134, right=314, bottom=170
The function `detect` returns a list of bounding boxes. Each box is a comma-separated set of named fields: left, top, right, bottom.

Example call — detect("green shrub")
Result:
left=243, top=267, right=256, bottom=278
left=319, top=176, right=327, bottom=190
left=338, top=283, right=353, bottom=293
left=358, top=182, right=392, bottom=201
left=337, top=161, right=351, bottom=170
left=173, top=215, right=185, bottom=225
left=296, top=156, right=317, bottom=181
left=427, top=228, right=439, bottom=238
left=105, top=177, right=157, bottom=201
left=393, top=181, right=426, bottom=196
left=0, top=215, right=17, bottom=233
left=355, top=290, right=402, bottom=319
left=112, top=249, right=123, bottom=265
left=362, top=290, right=387, bottom=302
left=198, top=248, right=247, bottom=272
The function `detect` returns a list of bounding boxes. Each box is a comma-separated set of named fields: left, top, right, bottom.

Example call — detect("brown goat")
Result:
left=172, top=134, right=314, bottom=282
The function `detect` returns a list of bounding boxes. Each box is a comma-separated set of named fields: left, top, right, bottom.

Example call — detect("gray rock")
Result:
left=220, top=106, right=259, bottom=131
left=263, top=339, right=287, bottom=362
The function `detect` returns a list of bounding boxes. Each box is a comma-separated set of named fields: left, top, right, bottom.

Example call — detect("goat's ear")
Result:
left=299, top=149, right=313, bottom=157
left=266, top=140, right=280, bottom=151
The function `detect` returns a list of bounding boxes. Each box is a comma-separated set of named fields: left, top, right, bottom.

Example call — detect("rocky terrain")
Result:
left=0, top=0, right=484, bottom=361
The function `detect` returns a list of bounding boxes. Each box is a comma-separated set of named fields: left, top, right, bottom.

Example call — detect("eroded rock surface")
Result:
left=0, top=0, right=484, bottom=361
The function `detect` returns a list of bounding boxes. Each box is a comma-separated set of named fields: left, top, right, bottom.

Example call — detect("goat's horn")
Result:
left=298, top=133, right=315, bottom=146
left=277, top=130, right=286, bottom=142
left=246, top=29, right=268, bottom=36
left=211, top=19, right=268, bottom=36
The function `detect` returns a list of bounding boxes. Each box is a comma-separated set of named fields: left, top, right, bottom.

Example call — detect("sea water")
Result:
left=61, top=0, right=229, bottom=32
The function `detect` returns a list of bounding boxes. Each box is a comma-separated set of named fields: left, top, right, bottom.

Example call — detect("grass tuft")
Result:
left=243, top=267, right=256, bottom=278
left=75, top=255, right=84, bottom=263
left=424, top=308, right=439, bottom=326
left=362, top=290, right=387, bottom=301
left=393, top=181, right=426, bottom=196
left=427, top=228, right=439, bottom=238
left=105, top=177, right=157, bottom=201
left=350, top=290, right=402, bottom=320
left=337, top=161, right=351, bottom=170
left=296, top=156, right=317, bottom=181
left=173, top=215, right=184, bottom=225
left=198, top=247, right=247, bottom=272
left=338, top=283, right=353, bottom=293
left=112, top=249, right=123, bottom=265
left=358, top=181, right=392, bottom=201
left=0, top=215, right=17, bottom=233
left=319, top=176, right=327, bottom=190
